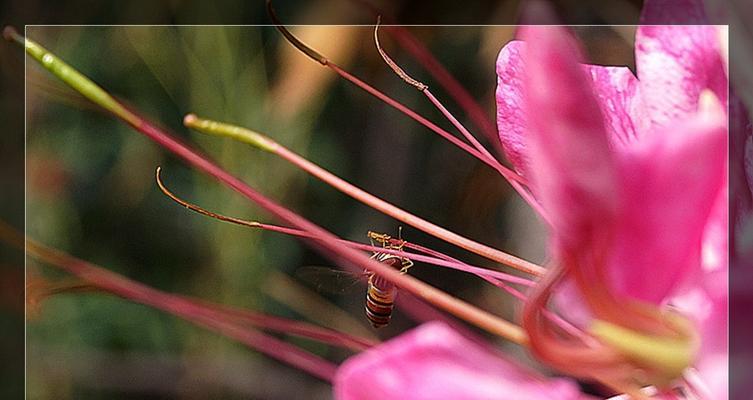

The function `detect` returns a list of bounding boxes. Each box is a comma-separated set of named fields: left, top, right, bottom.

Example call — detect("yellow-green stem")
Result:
left=15, top=28, right=141, bottom=127
left=184, top=114, right=545, bottom=277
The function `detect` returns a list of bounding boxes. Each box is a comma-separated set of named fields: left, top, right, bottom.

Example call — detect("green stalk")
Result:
left=6, top=27, right=140, bottom=126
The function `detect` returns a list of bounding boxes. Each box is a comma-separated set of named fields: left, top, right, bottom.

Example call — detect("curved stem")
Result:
left=156, top=171, right=537, bottom=286
left=0, top=221, right=339, bottom=381
left=327, top=62, right=516, bottom=179
left=13, top=32, right=529, bottom=346
left=264, top=8, right=526, bottom=187
left=383, top=24, right=503, bottom=153
left=371, top=24, right=544, bottom=219
left=421, top=89, right=550, bottom=222
left=185, top=115, right=545, bottom=277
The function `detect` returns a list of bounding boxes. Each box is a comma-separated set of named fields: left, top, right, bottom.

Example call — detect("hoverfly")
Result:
left=297, top=230, right=413, bottom=328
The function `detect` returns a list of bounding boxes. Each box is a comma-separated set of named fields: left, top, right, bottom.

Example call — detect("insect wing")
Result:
left=295, top=266, right=368, bottom=295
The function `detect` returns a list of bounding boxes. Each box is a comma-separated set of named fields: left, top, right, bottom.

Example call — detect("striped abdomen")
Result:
left=364, top=256, right=402, bottom=328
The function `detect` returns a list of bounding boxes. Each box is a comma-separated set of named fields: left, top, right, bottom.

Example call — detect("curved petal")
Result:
left=519, top=26, right=618, bottom=245
left=610, top=112, right=727, bottom=302
left=334, top=322, right=582, bottom=400
left=495, top=40, right=529, bottom=175
left=690, top=186, right=728, bottom=400
left=635, top=25, right=727, bottom=128
left=693, top=291, right=728, bottom=400
left=497, top=55, right=646, bottom=172
left=584, top=65, right=646, bottom=145
left=671, top=266, right=728, bottom=400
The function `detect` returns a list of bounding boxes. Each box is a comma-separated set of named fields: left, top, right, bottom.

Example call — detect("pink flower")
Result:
left=495, top=11, right=727, bottom=399
left=496, top=24, right=726, bottom=303
left=335, top=6, right=727, bottom=400
left=335, top=322, right=585, bottom=400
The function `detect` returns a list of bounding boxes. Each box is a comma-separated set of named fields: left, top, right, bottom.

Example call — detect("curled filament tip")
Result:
left=374, top=18, right=427, bottom=91
left=155, top=166, right=262, bottom=228
left=266, top=0, right=329, bottom=65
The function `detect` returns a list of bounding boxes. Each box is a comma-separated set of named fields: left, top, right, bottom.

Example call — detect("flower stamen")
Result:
left=183, top=114, right=544, bottom=277
left=0, top=221, right=344, bottom=380
left=373, top=20, right=548, bottom=220
left=266, top=1, right=527, bottom=188
left=156, top=166, right=538, bottom=287
left=350, top=8, right=503, bottom=151
left=10, top=31, right=530, bottom=346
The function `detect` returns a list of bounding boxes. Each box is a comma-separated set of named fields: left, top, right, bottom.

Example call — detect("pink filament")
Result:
left=384, top=25, right=503, bottom=153
left=12, top=228, right=340, bottom=381
left=327, top=62, right=510, bottom=177
left=245, top=221, right=535, bottom=287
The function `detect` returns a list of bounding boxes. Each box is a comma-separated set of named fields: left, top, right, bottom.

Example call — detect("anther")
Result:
left=266, top=0, right=329, bottom=66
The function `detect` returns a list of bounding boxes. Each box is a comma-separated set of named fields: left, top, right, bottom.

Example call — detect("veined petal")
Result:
left=334, top=322, right=582, bottom=400
left=635, top=25, right=727, bottom=128
left=495, top=40, right=529, bottom=175
left=498, top=54, right=646, bottom=164
left=584, top=65, right=646, bottom=145
left=610, top=112, right=727, bottom=302
left=520, top=26, right=618, bottom=245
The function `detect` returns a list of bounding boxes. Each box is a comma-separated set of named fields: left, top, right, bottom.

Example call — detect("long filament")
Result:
left=184, top=114, right=544, bottom=277
left=0, top=221, right=339, bottom=381
left=156, top=168, right=536, bottom=287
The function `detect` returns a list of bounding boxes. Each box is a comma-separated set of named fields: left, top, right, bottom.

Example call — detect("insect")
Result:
left=297, top=229, right=413, bottom=328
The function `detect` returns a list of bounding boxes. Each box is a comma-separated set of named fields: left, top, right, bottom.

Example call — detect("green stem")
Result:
left=11, top=27, right=140, bottom=126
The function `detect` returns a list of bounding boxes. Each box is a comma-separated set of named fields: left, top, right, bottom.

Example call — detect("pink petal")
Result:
left=609, top=113, right=727, bottom=302
left=495, top=40, right=529, bottom=175
left=334, top=322, right=582, bottom=400
left=671, top=267, right=728, bottom=400
left=635, top=25, right=727, bottom=128
left=519, top=26, right=619, bottom=246
left=584, top=65, right=647, bottom=146
left=498, top=55, right=647, bottom=166
left=693, top=299, right=728, bottom=400
left=496, top=45, right=645, bottom=175
left=701, top=189, right=729, bottom=275
left=552, top=278, right=593, bottom=329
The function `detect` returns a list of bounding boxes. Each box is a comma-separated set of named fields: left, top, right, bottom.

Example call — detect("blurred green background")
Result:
left=1, top=1, right=639, bottom=399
